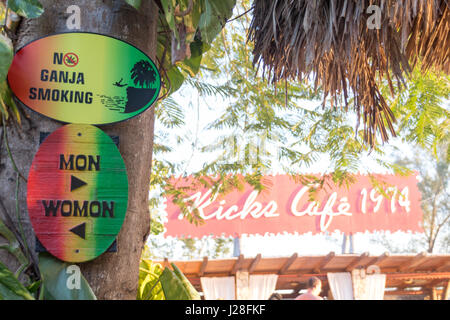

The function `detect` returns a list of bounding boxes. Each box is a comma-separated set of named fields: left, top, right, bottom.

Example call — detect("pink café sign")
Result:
left=163, top=174, right=423, bottom=237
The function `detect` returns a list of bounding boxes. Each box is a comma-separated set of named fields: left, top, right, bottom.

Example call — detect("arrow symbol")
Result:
left=70, top=175, right=87, bottom=192
left=69, top=222, right=86, bottom=239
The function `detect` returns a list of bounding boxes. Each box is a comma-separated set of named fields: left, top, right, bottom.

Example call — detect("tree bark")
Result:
left=0, top=0, right=156, bottom=299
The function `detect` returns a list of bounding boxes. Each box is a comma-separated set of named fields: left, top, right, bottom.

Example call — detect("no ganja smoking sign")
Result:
left=7, top=32, right=161, bottom=125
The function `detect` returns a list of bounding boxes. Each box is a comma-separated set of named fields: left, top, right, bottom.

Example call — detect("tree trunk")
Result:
left=427, top=194, right=439, bottom=253
left=0, top=0, right=156, bottom=299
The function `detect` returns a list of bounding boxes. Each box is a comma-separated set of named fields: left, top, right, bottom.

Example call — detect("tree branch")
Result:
left=174, top=0, right=193, bottom=17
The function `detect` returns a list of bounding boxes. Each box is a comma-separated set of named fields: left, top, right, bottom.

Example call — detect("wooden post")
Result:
left=236, top=271, right=250, bottom=300
left=443, top=280, right=450, bottom=300
left=431, top=287, right=438, bottom=300
left=199, top=257, right=208, bottom=277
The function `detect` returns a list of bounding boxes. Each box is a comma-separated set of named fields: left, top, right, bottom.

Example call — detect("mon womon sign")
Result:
left=164, top=174, right=423, bottom=238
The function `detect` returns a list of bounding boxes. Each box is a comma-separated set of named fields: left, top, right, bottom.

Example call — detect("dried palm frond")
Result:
left=248, top=0, right=449, bottom=147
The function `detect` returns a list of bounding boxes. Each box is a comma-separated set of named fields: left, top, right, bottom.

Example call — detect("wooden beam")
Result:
left=398, top=252, right=428, bottom=272
left=231, top=254, right=244, bottom=275
left=314, top=251, right=335, bottom=273
left=427, top=279, right=446, bottom=288
left=278, top=253, right=298, bottom=275
left=384, top=289, right=428, bottom=296
left=345, top=252, right=370, bottom=271
left=198, top=256, right=208, bottom=277
left=185, top=271, right=450, bottom=286
left=248, top=254, right=262, bottom=273
left=436, top=261, right=450, bottom=272
left=387, top=272, right=450, bottom=282
left=366, top=252, right=390, bottom=268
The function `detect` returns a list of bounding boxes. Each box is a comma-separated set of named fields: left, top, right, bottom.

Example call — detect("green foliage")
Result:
left=387, top=67, right=450, bottom=159
left=195, top=5, right=370, bottom=188
left=0, top=34, right=12, bottom=81
left=124, top=0, right=142, bottom=9
left=155, top=96, right=185, bottom=129
left=159, top=263, right=200, bottom=300
left=0, top=2, right=5, bottom=22
left=156, top=0, right=236, bottom=95
left=402, top=146, right=449, bottom=252
left=0, top=3, right=20, bottom=125
left=138, top=257, right=165, bottom=300
left=0, top=80, right=20, bottom=124
left=8, top=0, right=44, bottom=18
left=171, top=263, right=200, bottom=299
left=38, top=253, right=96, bottom=300
left=0, top=218, right=28, bottom=271
left=0, top=261, right=34, bottom=300
left=368, top=69, right=449, bottom=254
left=1, top=210, right=96, bottom=300
left=138, top=246, right=200, bottom=300
left=198, top=0, right=235, bottom=43
left=369, top=145, right=450, bottom=253
left=0, top=216, right=34, bottom=299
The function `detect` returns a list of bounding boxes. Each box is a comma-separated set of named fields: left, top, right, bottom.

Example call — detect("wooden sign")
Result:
left=164, top=174, right=423, bottom=238
left=27, top=124, right=128, bottom=263
left=7, top=32, right=161, bottom=125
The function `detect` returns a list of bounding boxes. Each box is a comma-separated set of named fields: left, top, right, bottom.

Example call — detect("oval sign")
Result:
left=27, top=124, right=128, bottom=263
left=7, top=32, right=161, bottom=125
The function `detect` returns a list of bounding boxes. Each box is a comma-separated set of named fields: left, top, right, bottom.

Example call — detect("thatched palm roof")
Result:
left=248, top=0, right=449, bottom=147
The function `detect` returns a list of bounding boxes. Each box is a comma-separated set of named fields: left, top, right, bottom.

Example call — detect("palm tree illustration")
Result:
left=124, top=60, right=158, bottom=113
left=130, top=60, right=157, bottom=88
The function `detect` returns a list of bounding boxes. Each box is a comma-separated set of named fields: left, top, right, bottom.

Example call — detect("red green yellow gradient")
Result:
left=27, top=124, right=128, bottom=263
left=7, top=32, right=161, bottom=125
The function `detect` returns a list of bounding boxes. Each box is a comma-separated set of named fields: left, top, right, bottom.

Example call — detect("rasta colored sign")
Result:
left=27, top=124, right=128, bottom=263
left=7, top=32, right=161, bottom=125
